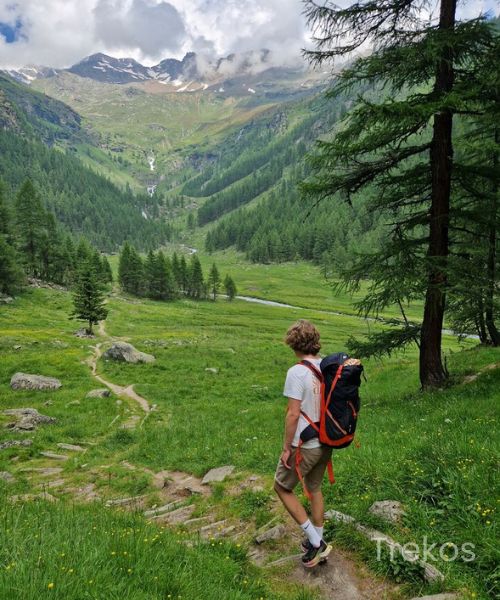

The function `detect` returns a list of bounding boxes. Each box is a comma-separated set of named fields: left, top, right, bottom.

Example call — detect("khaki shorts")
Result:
left=274, top=445, right=332, bottom=493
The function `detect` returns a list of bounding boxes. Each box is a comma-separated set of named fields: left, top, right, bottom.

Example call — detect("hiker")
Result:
left=274, top=319, right=332, bottom=567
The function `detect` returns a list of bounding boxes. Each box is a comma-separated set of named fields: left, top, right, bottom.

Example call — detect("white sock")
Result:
left=300, top=519, right=321, bottom=548
left=314, top=525, right=323, bottom=540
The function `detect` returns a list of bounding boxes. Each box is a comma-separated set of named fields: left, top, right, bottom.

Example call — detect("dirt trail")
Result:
left=88, top=321, right=151, bottom=414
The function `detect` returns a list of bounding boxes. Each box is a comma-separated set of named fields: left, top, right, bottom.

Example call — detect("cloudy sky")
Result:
left=0, top=0, right=497, bottom=69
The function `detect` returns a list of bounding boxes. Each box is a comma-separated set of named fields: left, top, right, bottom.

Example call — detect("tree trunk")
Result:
left=419, top=0, right=456, bottom=389
left=485, top=127, right=500, bottom=346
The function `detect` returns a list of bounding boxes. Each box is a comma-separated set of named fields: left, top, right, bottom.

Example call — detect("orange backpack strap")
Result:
left=295, top=439, right=312, bottom=500
left=327, top=457, right=335, bottom=484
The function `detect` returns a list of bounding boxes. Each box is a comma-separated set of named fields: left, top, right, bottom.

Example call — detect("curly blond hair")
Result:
left=284, top=319, right=321, bottom=355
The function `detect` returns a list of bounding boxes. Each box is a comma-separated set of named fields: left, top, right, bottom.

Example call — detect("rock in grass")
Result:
left=205, top=367, right=219, bottom=374
left=255, top=525, right=286, bottom=544
left=0, top=439, right=33, bottom=450
left=0, top=471, right=15, bottom=483
left=86, top=388, right=111, bottom=398
left=10, top=372, right=62, bottom=391
left=9, top=492, right=58, bottom=503
left=201, top=465, right=235, bottom=484
left=103, top=342, right=155, bottom=364
left=4, top=408, right=56, bottom=431
left=369, top=500, right=406, bottom=523
left=57, top=443, right=85, bottom=452
left=409, top=595, right=459, bottom=600
left=39, top=451, right=69, bottom=461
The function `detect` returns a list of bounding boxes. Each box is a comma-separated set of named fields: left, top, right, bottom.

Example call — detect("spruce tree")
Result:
left=188, top=254, right=204, bottom=299
left=224, top=274, right=237, bottom=301
left=71, top=262, right=108, bottom=335
left=207, top=263, right=221, bottom=300
left=101, top=256, right=113, bottom=284
left=302, top=0, right=498, bottom=388
left=15, top=180, right=44, bottom=277
left=179, top=255, right=188, bottom=294
left=118, top=242, right=132, bottom=290
left=0, top=183, right=24, bottom=294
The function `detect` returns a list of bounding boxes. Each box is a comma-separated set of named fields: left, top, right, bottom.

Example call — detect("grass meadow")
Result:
left=0, top=258, right=498, bottom=600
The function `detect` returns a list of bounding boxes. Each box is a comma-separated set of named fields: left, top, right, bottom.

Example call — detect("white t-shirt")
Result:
left=283, top=357, right=322, bottom=449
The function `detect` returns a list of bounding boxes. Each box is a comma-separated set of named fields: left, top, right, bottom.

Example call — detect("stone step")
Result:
left=40, top=451, right=69, bottom=461
left=57, top=443, right=85, bottom=452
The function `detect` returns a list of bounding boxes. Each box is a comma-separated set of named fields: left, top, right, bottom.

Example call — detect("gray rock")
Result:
left=86, top=388, right=111, bottom=398
left=144, top=500, right=185, bottom=517
left=201, top=465, right=235, bottom=484
left=4, top=408, right=56, bottom=431
left=325, top=509, right=444, bottom=583
left=40, top=451, right=69, bottom=461
left=57, top=443, right=85, bottom=452
left=36, top=479, right=65, bottom=489
left=369, top=500, right=406, bottom=523
left=0, top=294, right=14, bottom=304
left=65, top=400, right=80, bottom=407
left=409, top=595, right=459, bottom=600
left=105, top=494, right=147, bottom=507
left=13, top=345, right=21, bottom=350
left=103, top=342, right=155, bottom=364
left=9, top=492, right=58, bottom=503
left=74, top=328, right=95, bottom=338
left=0, top=471, right=15, bottom=483
left=205, top=367, right=219, bottom=374
left=255, top=524, right=286, bottom=544
left=0, top=439, right=33, bottom=450
left=10, top=372, right=62, bottom=391
left=19, top=467, right=63, bottom=476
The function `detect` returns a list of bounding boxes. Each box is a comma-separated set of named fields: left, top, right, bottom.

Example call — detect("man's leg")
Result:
left=274, top=481, right=322, bottom=548
left=273, top=481, right=308, bottom=525
left=309, top=489, right=324, bottom=529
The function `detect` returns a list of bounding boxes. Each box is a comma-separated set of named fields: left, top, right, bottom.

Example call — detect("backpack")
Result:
left=294, top=352, right=363, bottom=498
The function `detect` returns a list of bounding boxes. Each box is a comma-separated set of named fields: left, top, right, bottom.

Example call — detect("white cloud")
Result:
left=0, top=0, right=497, bottom=69
left=93, top=0, right=186, bottom=58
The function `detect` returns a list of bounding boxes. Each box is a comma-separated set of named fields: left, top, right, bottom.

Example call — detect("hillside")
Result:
left=0, top=73, right=170, bottom=250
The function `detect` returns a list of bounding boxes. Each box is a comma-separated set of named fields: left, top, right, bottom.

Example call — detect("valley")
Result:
left=0, top=8, right=499, bottom=598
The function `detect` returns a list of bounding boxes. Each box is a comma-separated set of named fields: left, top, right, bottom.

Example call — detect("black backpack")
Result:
left=295, top=353, right=363, bottom=497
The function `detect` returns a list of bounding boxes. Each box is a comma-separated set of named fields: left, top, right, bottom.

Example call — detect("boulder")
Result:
left=10, top=372, right=62, bottom=391
left=86, top=388, right=111, bottom=398
left=202, top=465, right=235, bottom=484
left=0, top=439, right=33, bottom=450
left=255, top=524, right=286, bottom=544
left=4, top=408, right=56, bottom=431
left=205, top=367, right=219, bottom=374
left=0, top=294, right=14, bottom=304
left=103, top=342, right=155, bottom=364
left=369, top=500, right=406, bottom=523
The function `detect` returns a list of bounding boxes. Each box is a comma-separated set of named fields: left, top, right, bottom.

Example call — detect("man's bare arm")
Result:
left=281, top=398, right=301, bottom=469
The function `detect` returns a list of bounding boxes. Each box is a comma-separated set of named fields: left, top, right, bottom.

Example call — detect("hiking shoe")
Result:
left=300, top=538, right=329, bottom=560
left=301, top=540, right=332, bottom=568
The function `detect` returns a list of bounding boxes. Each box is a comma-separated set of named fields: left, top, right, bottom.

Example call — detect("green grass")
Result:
left=0, top=498, right=306, bottom=600
left=0, top=274, right=497, bottom=599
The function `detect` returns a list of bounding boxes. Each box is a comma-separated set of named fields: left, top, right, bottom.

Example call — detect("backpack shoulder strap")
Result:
left=299, top=359, right=323, bottom=382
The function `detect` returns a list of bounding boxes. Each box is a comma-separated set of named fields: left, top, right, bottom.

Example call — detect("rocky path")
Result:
left=88, top=321, right=151, bottom=416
